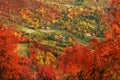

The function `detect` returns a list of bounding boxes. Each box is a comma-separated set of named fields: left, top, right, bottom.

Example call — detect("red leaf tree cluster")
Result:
left=0, top=0, right=60, bottom=25
left=0, top=24, right=59, bottom=80
left=0, top=24, right=33, bottom=80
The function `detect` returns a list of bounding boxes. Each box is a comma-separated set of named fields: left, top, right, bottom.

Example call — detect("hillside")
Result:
left=1, top=0, right=120, bottom=80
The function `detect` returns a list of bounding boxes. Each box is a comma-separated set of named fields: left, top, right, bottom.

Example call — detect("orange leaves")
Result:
left=0, top=25, right=22, bottom=79
left=0, top=38, right=3, bottom=49
left=90, top=38, right=99, bottom=44
left=0, top=10, right=2, bottom=14
left=0, top=24, right=33, bottom=80
left=66, top=64, right=81, bottom=75
left=23, top=9, right=32, bottom=15
left=67, top=7, right=83, bottom=17
left=20, top=3, right=60, bottom=28
left=104, top=24, right=120, bottom=40
left=59, top=43, right=93, bottom=75
left=38, top=65, right=58, bottom=80
left=51, top=13, right=56, bottom=19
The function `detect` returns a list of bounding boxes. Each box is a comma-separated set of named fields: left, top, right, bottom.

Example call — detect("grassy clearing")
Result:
left=16, top=44, right=29, bottom=56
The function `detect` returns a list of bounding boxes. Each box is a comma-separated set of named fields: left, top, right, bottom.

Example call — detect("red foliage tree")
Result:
left=0, top=24, right=60, bottom=80
left=37, top=65, right=59, bottom=80
left=59, top=44, right=94, bottom=79
left=0, top=24, right=33, bottom=80
left=92, top=0, right=120, bottom=79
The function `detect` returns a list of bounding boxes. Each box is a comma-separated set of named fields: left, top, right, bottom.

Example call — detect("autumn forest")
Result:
left=0, top=0, right=120, bottom=80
